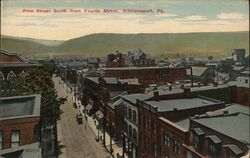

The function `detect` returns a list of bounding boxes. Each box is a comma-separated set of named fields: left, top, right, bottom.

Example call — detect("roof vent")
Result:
left=223, top=110, right=229, bottom=115
left=194, top=114, right=199, bottom=119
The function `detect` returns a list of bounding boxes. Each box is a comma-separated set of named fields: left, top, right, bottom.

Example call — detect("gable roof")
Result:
left=186, top=66, right=209, bottom=77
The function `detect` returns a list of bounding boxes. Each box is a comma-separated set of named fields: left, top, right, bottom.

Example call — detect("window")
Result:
left=124, top=106, right=127, bottom=118
left=154, top=143, right=157, bottom=157
left=144, top=136, right=147, bottom=149
left=208, top=142, right=216, bottom=156
left=128, top=108, right=132, bottom=120
left=245, top=79, right=248, bottom=84
left=193, top=135, right=200, bottom=148
left=141, top=112, right=144, bottom=126
left=11, top=130, right=20, bottom=148
left=132, top=129, right=137, bottom=141
left=7, top=71, right=16, bottom=81
left=132, top=110, right=136, bottom=123
left=0, top=130, right=2, bottom=150
left=173, top=139, right=180, bottom=155
left=143, top=117, right=146, bottom=128
left=124, top=122, right=128, bottom=133
left=148, top=118, right=151, bottom=130
left=164, top=133, right=170, bottom=148
left=128, top=125, right=132, bottom=137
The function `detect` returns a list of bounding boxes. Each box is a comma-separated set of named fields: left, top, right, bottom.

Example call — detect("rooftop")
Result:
left=192, top=113, right=250, bottom=144
left=122, top=93, right=154, bottom=104
left=86, top=77, right=140, bottom=85
left=145, top=97, right=223, bottom=112
left=186, top=66, right=208, bottom=76
left=0, top=142, right=41, bottom=158
left=0, top=95, right=41, bottom=121
left=99, top=66, right=175, bottom=71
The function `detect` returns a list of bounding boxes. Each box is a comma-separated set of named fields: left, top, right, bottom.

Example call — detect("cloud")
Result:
left=217, top=12, right=244, bottom=20
left=181, top=15, right=207, bottom=21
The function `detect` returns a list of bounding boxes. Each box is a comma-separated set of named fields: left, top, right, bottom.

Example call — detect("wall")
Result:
left=0, top=117, right=40, bottom=149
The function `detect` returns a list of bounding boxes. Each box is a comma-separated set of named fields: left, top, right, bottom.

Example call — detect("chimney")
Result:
left=183, top=87, right=191, bottom=98
left=190, top=67, right=193, bottom=87
left=180, top=84, right=184, bottom=89
left=154, top=91, right=159, bottom=98
left=213, top=82, right=218, bottom=87
left=198, top=82, right=201, bottom=87
left=169, top=85, right=172, bottom=91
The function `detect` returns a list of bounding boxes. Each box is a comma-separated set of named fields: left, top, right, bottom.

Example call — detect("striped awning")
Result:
left=95, top=110, right=104, bottom=119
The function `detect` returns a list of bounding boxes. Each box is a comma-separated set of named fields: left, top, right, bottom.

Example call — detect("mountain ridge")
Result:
left=1, top=31, right=249, bottom=58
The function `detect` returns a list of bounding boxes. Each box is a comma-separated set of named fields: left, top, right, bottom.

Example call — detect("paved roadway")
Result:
left=53, top=76, right=111, bottom=158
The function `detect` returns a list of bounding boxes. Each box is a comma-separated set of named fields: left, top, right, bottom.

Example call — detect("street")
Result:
left=53, top=76, right=111, bottom=158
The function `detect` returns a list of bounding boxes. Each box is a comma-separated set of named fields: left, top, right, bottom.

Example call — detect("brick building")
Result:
left=0, top=95, right=41, bottom=151
left=229, top=70, right=250, bottom=107
left=0, top=50, right=42, bottom=91
left=186, top=104, right=249, bottom=158
left=106, top=93, right=127, bottom=140
left=99, top=67, right=186, bottom=87
left=121, top=84, right=238, bottom=158
left=137, top=95, right=224, bottom=158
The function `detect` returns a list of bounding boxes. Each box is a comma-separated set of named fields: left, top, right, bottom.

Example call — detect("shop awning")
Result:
left=95, top=110, right=104, bottom=119
left=86, top=104, right=93, bottom=111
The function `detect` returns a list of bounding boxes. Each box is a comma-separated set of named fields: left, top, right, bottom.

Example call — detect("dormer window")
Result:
left=206, top=135, right=222, bottom=157
left=192, top=128, right=205, bottom=149
left=223, top=144, right=243, bottom=158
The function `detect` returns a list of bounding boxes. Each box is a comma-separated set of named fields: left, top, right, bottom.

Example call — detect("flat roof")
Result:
left=145, top=97, right=222, bottom=112
left=206, top=103, right=250, bottom=116
left=193, top=113, right=250, bottom=144
left=0, top=142, right=41, bottom=158
left=0, top=95, right=41, bottom=121
left=122, top=93, right=154, bottom=104
left=86, top=77, right=140, bottom=85
left=99, top=66, right=177, bottom=70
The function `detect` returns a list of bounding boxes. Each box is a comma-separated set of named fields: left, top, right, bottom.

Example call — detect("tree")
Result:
left=1, top=68, right=61, bottom=127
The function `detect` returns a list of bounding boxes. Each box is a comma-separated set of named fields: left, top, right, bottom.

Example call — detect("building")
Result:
left=186, top=66, right=214, bottom=85
left=0, top=49, right=42, bottom=91
left=229, top=70, right=250, bottom=107
left=106, top=51, right=128, bottom=68
left=186, top=104, right=250, bottom=158
left=233, top=49, right=246, bottom=64
left=130, top=49, right=156, bottom=67
left=99, top=67, right=186, bottom=87
left=0, top=95, right=41, bottom=156
left=121, top=82, right=243, bottom=158
left=138, top=95, right=225, bottom=158
left=106, top=92, right=127, bottom=140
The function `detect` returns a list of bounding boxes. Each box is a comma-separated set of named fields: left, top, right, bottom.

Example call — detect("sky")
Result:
left=1, top=0, right=249, bottom=40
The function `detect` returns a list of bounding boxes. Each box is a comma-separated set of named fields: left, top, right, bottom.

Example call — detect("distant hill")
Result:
left=1, top=32, right=249, bottom=58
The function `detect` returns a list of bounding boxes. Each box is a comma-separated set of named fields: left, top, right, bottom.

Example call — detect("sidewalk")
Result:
left=77, top=104, right=124, bottom=157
